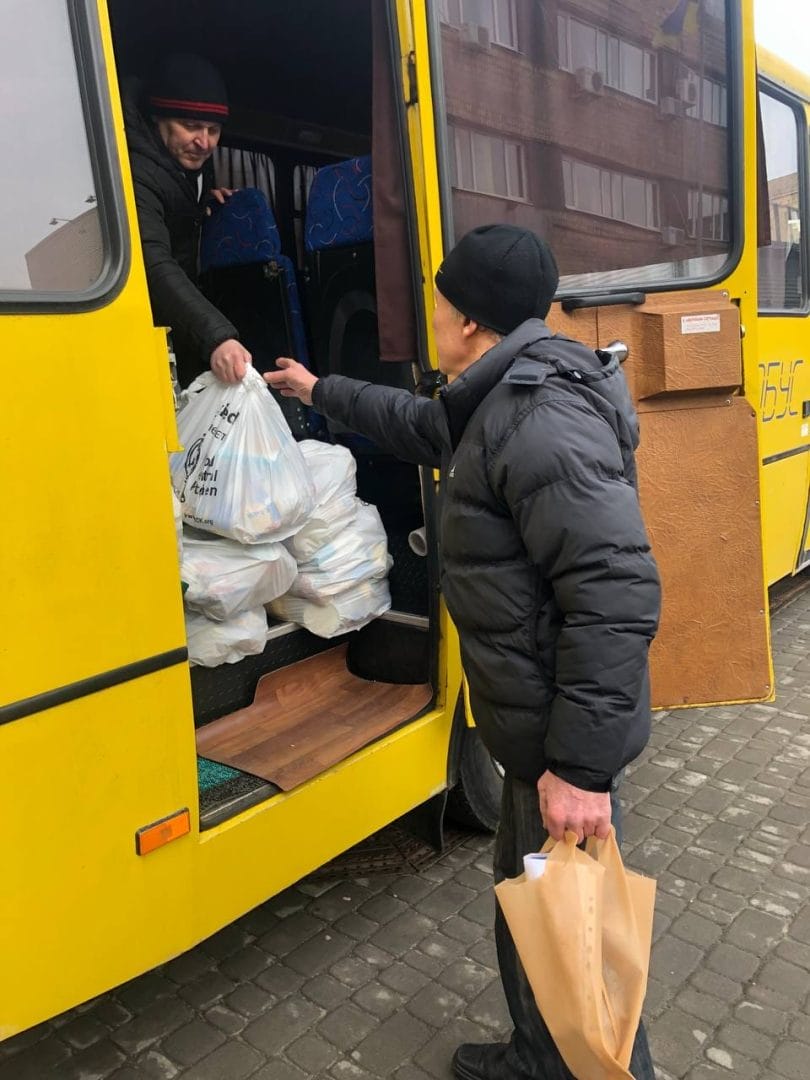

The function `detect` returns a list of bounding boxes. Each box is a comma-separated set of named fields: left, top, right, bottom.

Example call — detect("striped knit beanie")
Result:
left=147, top=53, right=229, bottom=125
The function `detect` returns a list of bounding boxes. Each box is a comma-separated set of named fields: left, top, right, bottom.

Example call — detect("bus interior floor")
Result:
left=195, top=644, right=433, bottom=791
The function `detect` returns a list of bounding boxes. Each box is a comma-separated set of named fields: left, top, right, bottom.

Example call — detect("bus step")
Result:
left=196, top=644, right=432, bottom=791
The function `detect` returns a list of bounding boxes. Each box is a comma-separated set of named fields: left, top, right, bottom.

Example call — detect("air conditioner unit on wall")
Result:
left=574, top=67, right=605, bottom=95
left=661, top=225, right=686, bottom=246
left=675, top=77, right=698, bottom=104
left=659, top=95, right=686, bottom=118
left=461, top=22, right=492, bottom=50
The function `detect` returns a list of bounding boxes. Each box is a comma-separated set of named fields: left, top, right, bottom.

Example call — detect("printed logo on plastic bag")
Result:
left=170, top=367, right=316, bottom=544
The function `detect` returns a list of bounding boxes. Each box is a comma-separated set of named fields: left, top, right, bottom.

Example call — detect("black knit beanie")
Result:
left=435, top=224, right=559, bottom=335
left=147, top=53, right=229, bottom=124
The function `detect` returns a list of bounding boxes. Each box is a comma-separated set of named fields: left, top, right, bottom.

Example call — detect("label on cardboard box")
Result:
left=681, top=313, right=721, bottom=335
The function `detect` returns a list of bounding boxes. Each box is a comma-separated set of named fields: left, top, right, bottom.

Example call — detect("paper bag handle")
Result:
left=540, top=826, right=618, bottom=858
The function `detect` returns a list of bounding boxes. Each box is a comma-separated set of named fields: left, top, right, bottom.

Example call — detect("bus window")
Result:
left=0, top=1, right=105, bottom=294
left=757, top=90, right=805, bottom=311
left=432, top=0, right=735, bottom=290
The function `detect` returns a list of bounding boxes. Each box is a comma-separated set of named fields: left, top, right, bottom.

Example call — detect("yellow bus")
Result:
left=755, top=48, right=810, bottom=585
left=0, top=0, right=789, bottom=1037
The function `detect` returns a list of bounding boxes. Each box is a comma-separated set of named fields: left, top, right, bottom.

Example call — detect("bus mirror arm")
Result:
left=560, top=290, right=646, bottom=313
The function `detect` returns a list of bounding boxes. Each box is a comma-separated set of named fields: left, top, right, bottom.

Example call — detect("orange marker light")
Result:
left=135, top=808, right=191, bottom=856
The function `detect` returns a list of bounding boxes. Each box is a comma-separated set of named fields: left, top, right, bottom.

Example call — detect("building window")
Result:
left=679, top=68, right=728, bottom=127
left=450, top=126, right=527, bottom=200
left=557, top=13, right=657, bottom=103
left=562, top=157, right=659, bottom=230
left=440, top=0, right=519, bottom=51
left=687, top=190, right=729, bottom=241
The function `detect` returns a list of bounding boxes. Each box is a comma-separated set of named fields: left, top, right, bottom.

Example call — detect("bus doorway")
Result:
left=105, top=0, right=466, bottom=827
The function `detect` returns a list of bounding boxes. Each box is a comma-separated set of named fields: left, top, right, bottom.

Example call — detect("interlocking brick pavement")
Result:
left=3, top=589, right=810, bottom=1079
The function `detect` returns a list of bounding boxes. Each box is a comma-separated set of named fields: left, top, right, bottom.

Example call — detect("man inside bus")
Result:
left=124, top=52, right=251, bottom=386
left=265, top=224, right=660, bottom=1080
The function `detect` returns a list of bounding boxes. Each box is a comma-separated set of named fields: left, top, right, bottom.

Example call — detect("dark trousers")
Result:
left=491, top=774, right=655, bottom=1079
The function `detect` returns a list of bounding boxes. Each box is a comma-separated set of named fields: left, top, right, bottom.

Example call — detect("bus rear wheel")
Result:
left=446, top=727, right=503, bottom=833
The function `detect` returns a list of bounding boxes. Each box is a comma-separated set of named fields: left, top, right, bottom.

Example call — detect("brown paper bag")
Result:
left=494, top=828, right=655, bottom=1080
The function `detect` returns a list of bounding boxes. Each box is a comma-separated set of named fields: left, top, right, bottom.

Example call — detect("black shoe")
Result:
left=452, top=1042, right=513, bottom=1080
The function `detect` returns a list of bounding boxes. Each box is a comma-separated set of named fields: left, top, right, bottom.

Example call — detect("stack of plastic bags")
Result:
left=171, top=369, right=313, bottom=666
left=269, top=441, right=392, bottom=638
left=170, top=372, right=392, bottom=664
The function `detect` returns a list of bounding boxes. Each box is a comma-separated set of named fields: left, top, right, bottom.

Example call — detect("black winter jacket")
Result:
left=313, top=320, right=661, bottom=790
left=123, top=86, right=237, bottom=385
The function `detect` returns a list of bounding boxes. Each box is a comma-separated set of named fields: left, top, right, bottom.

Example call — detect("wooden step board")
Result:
left=195, top=645, right=433, bottom=791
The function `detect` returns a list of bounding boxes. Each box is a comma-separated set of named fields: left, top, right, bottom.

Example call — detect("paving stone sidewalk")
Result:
left=3, top=591, right=810, bottom=1080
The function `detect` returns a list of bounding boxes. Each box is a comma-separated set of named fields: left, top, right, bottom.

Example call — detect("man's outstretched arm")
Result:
left=265, top=357, right=447, bottom=468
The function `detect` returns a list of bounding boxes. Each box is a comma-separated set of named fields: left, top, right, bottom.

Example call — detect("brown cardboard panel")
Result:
left=598, top=293, right=741, bottom=398
left=196, top=646, right=433, bottom=790
left=636, top=397, right=770, bottom=706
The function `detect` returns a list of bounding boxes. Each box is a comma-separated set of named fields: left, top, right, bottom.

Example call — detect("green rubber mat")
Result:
left=197, top=756, right=243, bottom=792
left=197, top=755, right=278, bottom=829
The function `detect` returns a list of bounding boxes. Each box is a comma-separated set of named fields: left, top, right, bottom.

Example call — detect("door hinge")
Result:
left=406, top=51, right=418, bottom=106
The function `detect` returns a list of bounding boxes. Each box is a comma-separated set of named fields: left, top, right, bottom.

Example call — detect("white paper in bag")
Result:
left=270, top=577, right=391, bottom=638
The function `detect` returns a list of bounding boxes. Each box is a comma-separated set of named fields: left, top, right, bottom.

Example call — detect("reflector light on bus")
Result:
left=135, top=809, right=191, bottom=856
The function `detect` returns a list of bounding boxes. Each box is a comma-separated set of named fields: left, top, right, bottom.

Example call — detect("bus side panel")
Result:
left=0, top=667, right=196, bottom=1038
left=192, top=707, right=455, bottom=945
left=757, top=321, right=810, bottom=584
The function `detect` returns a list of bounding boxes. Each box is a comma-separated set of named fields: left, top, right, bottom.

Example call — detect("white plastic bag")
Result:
left=171, top=366, right=316, bottom=544
left=286, top=441, right=358, bottom=561
left=171, top=488, right=184, bottom=567
left=185, top=606, right=268, bottom=667
left=269, top=577, right=391, bottom=638
left=300, top=440, right=356, bottom=503
left=289, top=501, right=392, bottom=603
left=182, top=533, right=297, bottom=621
left=286, top=492, right=358, bottom=562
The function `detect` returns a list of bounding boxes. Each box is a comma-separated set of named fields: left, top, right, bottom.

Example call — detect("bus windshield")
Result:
left=432, top=0, right=734, bottom=292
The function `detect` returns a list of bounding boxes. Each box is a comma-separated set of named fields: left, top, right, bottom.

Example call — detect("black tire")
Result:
left=446, top=727, right=503, bottom=833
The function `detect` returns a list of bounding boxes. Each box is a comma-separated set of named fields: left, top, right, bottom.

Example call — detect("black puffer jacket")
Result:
left=123, top=85, right=237, bottom=385
left=313, top=319, right=660, bottom=790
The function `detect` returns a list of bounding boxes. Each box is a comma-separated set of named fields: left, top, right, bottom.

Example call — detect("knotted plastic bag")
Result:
left=185, top=607, right=268, bottom=667
left=182, top=534, right=297, bottom=621
left=495, top=828, right=655, bottom=1080
left=171, top=366, right=316, bottom=544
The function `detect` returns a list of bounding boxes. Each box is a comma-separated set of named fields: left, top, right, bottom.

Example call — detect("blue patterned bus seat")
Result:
left=305, top=155, right=373, bottom=252
left=201, top=187, right=281, bottom=270
left=201, top=188, right=311, bottom=369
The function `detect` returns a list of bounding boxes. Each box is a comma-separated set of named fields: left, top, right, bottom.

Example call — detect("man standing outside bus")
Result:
left=266, top=224, right=661, bottom=1080
left=124, top=52, right=250, bottom=386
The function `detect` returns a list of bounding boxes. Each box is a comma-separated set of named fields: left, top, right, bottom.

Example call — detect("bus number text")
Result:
left=759, top=359, right=804, bottom=423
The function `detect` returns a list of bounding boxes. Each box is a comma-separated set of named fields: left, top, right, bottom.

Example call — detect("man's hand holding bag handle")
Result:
left=494, top=828, right=656, bottom=1080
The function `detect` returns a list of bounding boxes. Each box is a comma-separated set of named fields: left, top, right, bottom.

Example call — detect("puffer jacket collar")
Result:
left=439, top=319, right=554, bottom=449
